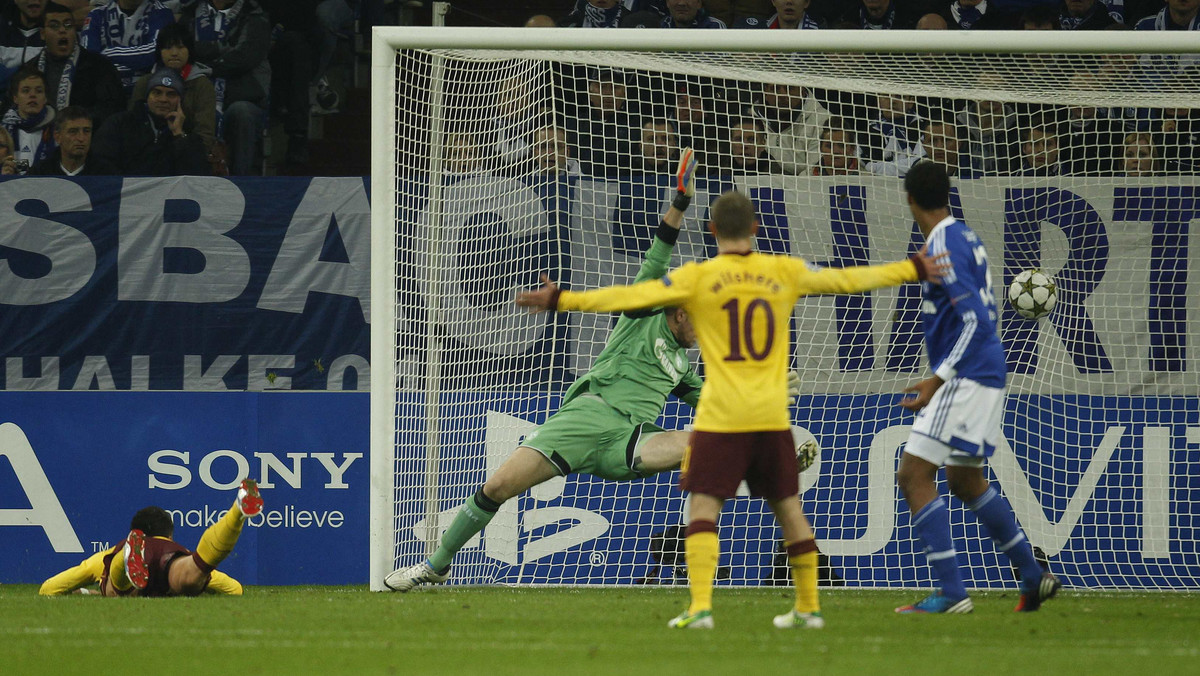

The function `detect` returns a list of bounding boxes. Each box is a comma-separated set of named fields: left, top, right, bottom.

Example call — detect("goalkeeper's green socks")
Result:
left=428, top=488, right=501, bottom=571
left=786, top=539, right=821, bottom=614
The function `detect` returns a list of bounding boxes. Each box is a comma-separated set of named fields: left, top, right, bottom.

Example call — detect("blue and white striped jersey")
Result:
left=80, top=0, right=176, bottom=92
left=921, top=215, right=1006, bottom=387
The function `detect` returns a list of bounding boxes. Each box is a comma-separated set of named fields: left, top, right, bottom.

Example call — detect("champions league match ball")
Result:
left=1008, top=269, right=1057, bottom=320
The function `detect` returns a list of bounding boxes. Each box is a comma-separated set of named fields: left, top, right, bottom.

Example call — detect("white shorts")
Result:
left=904, top=378, right=1005, bottom=467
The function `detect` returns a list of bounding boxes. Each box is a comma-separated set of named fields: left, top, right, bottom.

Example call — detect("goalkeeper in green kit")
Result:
left=386, top=149, right=809, bottom=592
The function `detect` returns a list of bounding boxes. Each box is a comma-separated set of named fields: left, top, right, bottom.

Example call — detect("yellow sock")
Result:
left=789, top=548, right=820, bottom=614
left=685, top=526, right=719, bottom=614
left=194, top=501, right=246, bottom=570
left=108, top=549, right=132, bottom=592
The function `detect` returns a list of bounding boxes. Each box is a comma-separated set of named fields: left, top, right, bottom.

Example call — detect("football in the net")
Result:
left=1008, top=269, right=1057, bottom=320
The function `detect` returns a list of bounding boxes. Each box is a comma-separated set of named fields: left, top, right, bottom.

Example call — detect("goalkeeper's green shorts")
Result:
left=519, top=393, right=666, bottom=481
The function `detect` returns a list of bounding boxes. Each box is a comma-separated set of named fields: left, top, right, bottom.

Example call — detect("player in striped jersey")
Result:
left=893, top=161, right=1061, bottom=614
left=518, top=189, right=947, bottom=629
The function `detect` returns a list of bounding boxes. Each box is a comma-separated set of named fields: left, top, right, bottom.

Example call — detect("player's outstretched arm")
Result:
left=516, top=274, right=561, bottom=313
left=662, top=147, right=698, bottom=231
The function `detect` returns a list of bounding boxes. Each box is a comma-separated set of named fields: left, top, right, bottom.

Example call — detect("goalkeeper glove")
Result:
left=672, top=146, right=698, bottom=212
left=787, top=370, right=801, bottom=403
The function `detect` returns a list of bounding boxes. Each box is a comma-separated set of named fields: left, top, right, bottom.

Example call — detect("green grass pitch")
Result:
left=3, top=585, right=1198, bottom=675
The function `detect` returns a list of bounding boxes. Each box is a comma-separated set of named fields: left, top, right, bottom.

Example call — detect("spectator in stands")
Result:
left=261, top=0, right=317, bottom=168
left=708, top=0, right=774, bottom=24
left=489, top=65, right=558, bottom=171
left=0, top=125, right=18, bottom=173
left=957, top=82, right=1020, bottom=175
left=938, top=0, right=1014, bottom=28
left=671, top=76, right=722, bottom=170
left=1120, top=131, right=1162, bottom=176
left=29, top=3, right=124, bottom=130
left=1059, top=74, right=1124, bottom=175
left=529, top=124, right=580, bottom=176
left=721, top=116, right=773, bottom=174
left=1156, top=108, right=1199, bottom=174
left=561, top=0, right=660, bottom=27
left=1018, top=115, right=1063, bottom=175
left=131, top=22, right=215, bottom=155
left=635, top=118, right=678, bottom=172
left=1134, top=0, right=1200, bottom=29
left=184, top=0, right=271, bottom=176
left=660, top=0, right=728, bottom=26
left=30, top=104, right=116, bottom=173
left=1058, top=0, right=1118, bottom=28
left=93, top=65, right=210, bottom=175
left=916, top=115, right=970, bottom=177
left=2, top=64, right=55, bottom=173
left=916, top=12, right=948, bottom=27
left=81, top=1, right=175, bottom=97
left=1019, top=4, right=1059, bottom=28
left=1, top=0, right=47, bottom=95
left=745, top=82, right=828, bottom=175
left=525, top=14, right=557, bottom=26
left=812, top=118, right=859, bottom=175
left=861, top=93, right=923, bottom=176
left=838, top=0, right=921, bottom=29
left=735, top=0, right=822, bottom=27
left=442, top=130, right=488, bottom=177
left=569, top=66, right=636, bottom=176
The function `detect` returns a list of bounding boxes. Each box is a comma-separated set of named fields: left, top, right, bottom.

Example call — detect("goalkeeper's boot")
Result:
left=667, top=608, right=713, bottom=629
left=895, top=591, right=973, bottom=614
left=383, top=560, right=450, bottom=592
left=1015, top=571, right=1061, bottom=612
left=773, top=609, right=825, bottom=629
left=236, top=478, right=264, bottom=518
left=123, top=529, right=150, bottom=591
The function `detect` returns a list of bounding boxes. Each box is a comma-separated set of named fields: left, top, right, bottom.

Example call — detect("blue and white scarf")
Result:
left=2, top=105, right=55, bottom=170
left=37, top=44, right=79, bottom=110
left=582, top=3, right=625, bottom=27
left=950, top=1, right=986, bottom=29
left=1143, top=7, right=1200, bottom=30
left=192, top=0, right=246, bottom=137
left=861, top=1, right=896, bottom=29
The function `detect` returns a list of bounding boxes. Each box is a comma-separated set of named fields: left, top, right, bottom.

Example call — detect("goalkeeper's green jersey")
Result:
left=561, top=227, right=702, bottom=424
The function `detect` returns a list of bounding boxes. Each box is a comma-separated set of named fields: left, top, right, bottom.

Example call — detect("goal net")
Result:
left=370, top=28, right=1200, bottom=591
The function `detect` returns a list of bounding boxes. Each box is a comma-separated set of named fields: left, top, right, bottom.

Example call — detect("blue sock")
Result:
left=912, top=498, right=968, bottom=600
left=968, top=486, right=1043, bottom=585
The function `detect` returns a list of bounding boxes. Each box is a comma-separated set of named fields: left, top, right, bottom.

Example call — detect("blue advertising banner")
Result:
left=0, top=176, right=370, bottom=391
left=0, top=392, right=368, bottom=586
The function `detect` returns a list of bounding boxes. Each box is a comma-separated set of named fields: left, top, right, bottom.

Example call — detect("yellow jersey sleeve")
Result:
left=558, top=263, right=697, bottom=313
left=794, top=259, right=917, bottom=296
left=38, top=548, right=113, bottom=595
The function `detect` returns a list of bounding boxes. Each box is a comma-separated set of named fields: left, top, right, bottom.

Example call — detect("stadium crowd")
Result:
left=0, top=0, right=371, bottom=176
left=460, top=0, right=1198, bottom=182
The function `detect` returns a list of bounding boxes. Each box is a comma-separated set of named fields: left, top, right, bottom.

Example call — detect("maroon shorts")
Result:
left=101, top=536, right=196, bottom=597
left=680, top=430, right=799, bottom=500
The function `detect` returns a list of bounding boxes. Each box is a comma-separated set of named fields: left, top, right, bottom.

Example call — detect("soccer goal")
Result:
left=370, top=28, right=1200, bottom=591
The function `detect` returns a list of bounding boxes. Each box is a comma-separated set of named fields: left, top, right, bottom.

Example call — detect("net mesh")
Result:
left=384, top=42, right=1200, bottom=590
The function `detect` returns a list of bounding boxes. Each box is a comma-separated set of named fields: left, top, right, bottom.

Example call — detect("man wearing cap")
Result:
left=92, top=66, right=210, bottom=175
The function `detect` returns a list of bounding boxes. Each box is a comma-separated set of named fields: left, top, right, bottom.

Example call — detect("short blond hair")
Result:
left=710, top=190, right=756, bottom=239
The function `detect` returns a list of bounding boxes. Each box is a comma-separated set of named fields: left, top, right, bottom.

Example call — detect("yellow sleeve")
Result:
left=559, top=265, right=695, bottom=313
left=796, top=259, right=917, bottom=296
left=205, top=570, right=244, bottom=595
left=39, top=548, right=112, bottom=596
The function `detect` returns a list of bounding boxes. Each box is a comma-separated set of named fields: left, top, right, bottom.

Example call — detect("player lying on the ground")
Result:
left=385, top=149, right=809, bottom=592
left=893, top=162, right=1060, bottom=615
left=39, top=479, right=263, bottom=597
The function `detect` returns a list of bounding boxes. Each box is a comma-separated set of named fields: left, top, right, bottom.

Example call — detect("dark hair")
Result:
left=1020, top=5, right=1058, bottom=29
left=155, top=22, right=194, bottom=67
left=8, top=65, right=46, bottom=102
left=710, top=190, right=757, bottom=239
left=904, top=161, right=951, bottom=210
left=130, top=506, right=175, bottom=539
left=43, top=2, right=73, bottom=17
left=54, top=105, right=92, bottom=132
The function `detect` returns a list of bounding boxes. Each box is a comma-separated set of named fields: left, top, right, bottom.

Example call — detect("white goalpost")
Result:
left=370, top=27, right=1200, bottom=592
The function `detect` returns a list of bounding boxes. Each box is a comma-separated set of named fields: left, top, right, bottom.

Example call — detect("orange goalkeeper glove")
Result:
left=672, top=146, right=698, bottom=211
